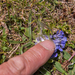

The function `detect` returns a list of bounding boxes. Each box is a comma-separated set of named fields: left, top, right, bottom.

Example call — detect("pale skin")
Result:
left=0, top=40, right=55, bottom=75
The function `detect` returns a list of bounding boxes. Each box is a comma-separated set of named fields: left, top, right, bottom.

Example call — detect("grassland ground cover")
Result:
left=0, top=0, right=75, bottom=75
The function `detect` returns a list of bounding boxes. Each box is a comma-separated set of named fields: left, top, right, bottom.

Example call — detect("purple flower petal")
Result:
left=61, top=43, right=65, bottom=48
left=56, top=30, right=64, bottom=36
left=61, top=40, right=66, bottom=44
left=44, top=35, right=49, bottom=40
left=61, top=37, right=67, bottom=42
left=50, top=35, right=53, bottom=39
left=58, top=47, right=63, bottom=52
left=51, top=53, right=58, bottom=58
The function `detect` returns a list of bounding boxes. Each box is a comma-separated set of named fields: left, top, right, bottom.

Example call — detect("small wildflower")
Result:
left=35, top=30, right=67, bottom=58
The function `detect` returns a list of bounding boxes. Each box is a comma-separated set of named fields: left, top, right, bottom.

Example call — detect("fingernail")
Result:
left=39, top=40, right=55, bottom=52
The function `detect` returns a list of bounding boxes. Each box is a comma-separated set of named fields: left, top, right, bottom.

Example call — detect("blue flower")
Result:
left=35, top=30, right=67, bottom=58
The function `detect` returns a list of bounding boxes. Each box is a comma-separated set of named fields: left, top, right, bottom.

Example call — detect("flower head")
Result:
left=35, top=30, right=67, bottom=58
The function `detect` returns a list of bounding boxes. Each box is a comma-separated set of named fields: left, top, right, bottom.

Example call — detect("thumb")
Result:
left=0, top=40, right=55, bottom=75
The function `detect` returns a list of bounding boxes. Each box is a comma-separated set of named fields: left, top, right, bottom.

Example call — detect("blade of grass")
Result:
left=28, top=10, right=32, bottom=42
left=20, top=42, right=34, bottom=54
left=8, top=40, right=25, bottom=44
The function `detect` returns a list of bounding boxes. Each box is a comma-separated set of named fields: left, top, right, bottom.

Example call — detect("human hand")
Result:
left=0, top=40, right=55, bottom=75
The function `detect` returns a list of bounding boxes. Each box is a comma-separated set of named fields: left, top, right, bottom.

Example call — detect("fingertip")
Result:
left=39, top=40, right=55, bottom=53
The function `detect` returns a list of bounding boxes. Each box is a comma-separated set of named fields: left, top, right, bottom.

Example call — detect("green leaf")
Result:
left=68, top=63, right=74, bottom=69
left=63, top=51, right=71, bottom=60
left=68, top=44, right=75, bottom=49
left=45, top=71, right=51, bottom=75
left=54, top=62, right=67, bottom=74
left=19, top=45, right=23, bottom=54
left=69, top=70, right=73, bottom=75
left=72, top=58, right=75, bottom=63
left=3, top=28, right=5, bottom=35
left=39, top=0, right=43, bottom=2
left=69, top=64, right=75, bottom=75
left=16, top=52, right=19, bottom=55
left=2, top=55, right=6, bottom=62
left=22, top=36, right=26, bottom=42
left=21, top=27, right=25, bottom=30
left=39, top=67, right=51, bottom=75
left=2, top=47, right=7, bottom=51
left=2, top=28, right=7, bottom=39
left=73, top=64, right=75, bottom=74
left=23, top=42, right=34, bottom=47
left=25, top=28, right=30, bottom=37
left=25, top=11, right=32, bottom=39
